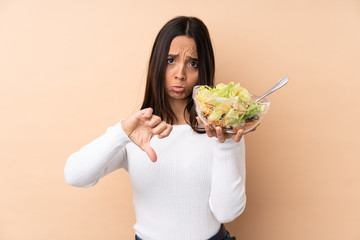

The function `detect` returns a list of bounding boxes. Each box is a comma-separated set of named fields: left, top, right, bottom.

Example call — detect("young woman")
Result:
left=65, top=16, right=246, bottom=240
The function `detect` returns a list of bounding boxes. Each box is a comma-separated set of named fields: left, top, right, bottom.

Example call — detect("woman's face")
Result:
left=164, top=36, right=199, bottom=106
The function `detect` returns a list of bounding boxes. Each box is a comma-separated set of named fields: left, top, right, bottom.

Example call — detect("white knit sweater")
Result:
left=64, top=121, right=246, bottom=240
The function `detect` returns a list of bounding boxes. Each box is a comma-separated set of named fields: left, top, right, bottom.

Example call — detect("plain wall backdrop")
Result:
left=1, top=0, right=359, bottom=239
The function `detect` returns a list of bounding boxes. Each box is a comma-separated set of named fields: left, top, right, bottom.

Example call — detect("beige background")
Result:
left=1, top=0, right=359, bottom=239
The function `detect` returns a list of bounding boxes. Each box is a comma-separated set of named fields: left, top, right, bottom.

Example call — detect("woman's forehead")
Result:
left=168, top=36, right=197, bottom=57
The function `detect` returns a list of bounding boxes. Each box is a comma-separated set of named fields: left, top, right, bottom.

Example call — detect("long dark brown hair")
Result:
left=141, top=16, right=215, bottom=133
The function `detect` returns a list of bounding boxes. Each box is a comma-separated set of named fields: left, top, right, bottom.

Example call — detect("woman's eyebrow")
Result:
left=167, top=54, right=198, bottom=61
left=168, top=54, right=178, bottom=58
left=188, top=56, right=198, bottom=61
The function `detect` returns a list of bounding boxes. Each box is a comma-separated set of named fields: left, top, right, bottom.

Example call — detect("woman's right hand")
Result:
left=121, top=108, right=172, bottom=162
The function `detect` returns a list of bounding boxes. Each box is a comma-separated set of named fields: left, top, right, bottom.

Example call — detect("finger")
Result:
left=152, top=121, right=167, bottom=135
left=158, top=124, right=172, bottom=139
left=141, top=143, right=157, bottom=162
left=216, top=127, right=226, bottom=143
left=204, top=122, right=215, bottom=138
left=147, top=115, right=162, bottom=128
left=232, top=129, right=244, bottom=142
left=139, top=108, right=153, bottom=120
left=196, top=117, right=215, bottom=134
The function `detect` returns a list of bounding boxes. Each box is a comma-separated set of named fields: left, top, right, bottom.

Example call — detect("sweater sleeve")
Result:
left=208, top=137, right=246, bottom=223
left=64, top=120, right=131, bottom=187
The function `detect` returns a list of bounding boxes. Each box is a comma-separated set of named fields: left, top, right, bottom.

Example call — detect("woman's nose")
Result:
left=175, top=63, right=185, bottom=80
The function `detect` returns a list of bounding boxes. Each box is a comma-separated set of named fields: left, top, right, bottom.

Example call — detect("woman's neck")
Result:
left=169, top=99, right=189, bottom=125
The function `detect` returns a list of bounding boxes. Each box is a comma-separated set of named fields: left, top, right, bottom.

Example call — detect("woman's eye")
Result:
left=190, top=61, right=198, bottom=68
left=167, top=58, right=174, bottom=64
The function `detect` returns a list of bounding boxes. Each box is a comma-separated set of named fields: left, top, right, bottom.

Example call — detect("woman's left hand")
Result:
left=196, top=117, right=244, bottom=143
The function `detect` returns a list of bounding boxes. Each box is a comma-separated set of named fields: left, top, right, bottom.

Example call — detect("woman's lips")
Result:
left=171, top=86, right=185, bottom=93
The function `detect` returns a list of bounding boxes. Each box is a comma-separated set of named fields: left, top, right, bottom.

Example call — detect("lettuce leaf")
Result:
left=195, top=82, right=264, bottom=129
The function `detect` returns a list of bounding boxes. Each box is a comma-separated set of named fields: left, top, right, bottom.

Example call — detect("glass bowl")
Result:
left=193, top=85, right=270, bottom=133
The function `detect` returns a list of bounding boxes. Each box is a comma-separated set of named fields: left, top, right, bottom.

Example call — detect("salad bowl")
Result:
left=193, top=84, right=270, bottom=133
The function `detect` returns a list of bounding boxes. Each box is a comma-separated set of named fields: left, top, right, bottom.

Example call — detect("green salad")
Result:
left=194, top=82, right=265, bottom=130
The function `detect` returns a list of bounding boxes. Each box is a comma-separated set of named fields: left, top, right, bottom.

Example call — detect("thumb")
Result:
left=141, top=143, right=157, bottom=162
